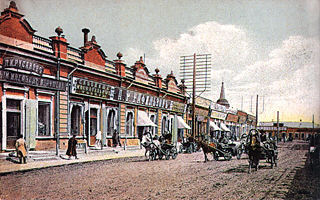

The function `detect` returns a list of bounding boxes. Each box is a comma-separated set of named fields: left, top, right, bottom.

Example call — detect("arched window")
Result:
left=162, top=115, right=167, bottom=135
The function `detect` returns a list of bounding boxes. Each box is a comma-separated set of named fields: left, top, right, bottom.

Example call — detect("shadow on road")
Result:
left=284, top=157, right=320, bottom=199
left=224, top=164, right=248, bottom=173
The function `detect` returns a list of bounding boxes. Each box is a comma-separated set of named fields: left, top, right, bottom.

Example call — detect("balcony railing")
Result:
left=32, top=35, right=53, bottom=53
left=67, top=46, right=82, bottom=62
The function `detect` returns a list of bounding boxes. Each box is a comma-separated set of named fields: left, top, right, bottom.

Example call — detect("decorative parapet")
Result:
left=32, top=35, right=53, bottom=53
left=67, top=46, right=82, bottom=62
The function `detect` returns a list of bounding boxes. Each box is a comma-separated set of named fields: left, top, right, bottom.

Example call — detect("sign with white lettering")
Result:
left=71, top=77, right=185, bottom=112
left=3, top=57, right=44, bottom=75
left=0, top=70, right=67, bottom=91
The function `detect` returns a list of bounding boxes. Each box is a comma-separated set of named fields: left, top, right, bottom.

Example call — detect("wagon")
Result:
left=145, top=136, right=178, bottom=161
left=245, top=129, right=278, bottom=173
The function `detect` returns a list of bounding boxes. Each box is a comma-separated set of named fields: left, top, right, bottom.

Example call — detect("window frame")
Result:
left=37, top=100, right=52, bottom=137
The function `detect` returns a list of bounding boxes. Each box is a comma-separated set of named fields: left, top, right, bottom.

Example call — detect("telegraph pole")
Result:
left=276, top=111, right=279, bottom=144
left=255, top=95, right=258, bottom=128
left=192, top=53, right=196, bottom=138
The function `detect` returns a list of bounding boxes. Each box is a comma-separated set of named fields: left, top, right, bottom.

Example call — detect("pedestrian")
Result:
left=112, top=129, right=121, bottom=147
left=15, top=134, right=27, bottom=164
left=95, top=130, right=102, bottom=149
left=117, top=131, right=122, bottom=147
left=66, top=133, right=78, bottom=159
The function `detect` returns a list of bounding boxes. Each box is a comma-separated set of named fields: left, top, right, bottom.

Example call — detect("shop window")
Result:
left=150, top=114, right=156, bottom=136
left=162, top=115, right=168, bottom=135
left=107, top=109, right=117, bottom=136
left=71, top=105, right=82, bottom=136
left=38, top=102, right=51, bottom=136
left=7, top=99, right=21, bottom=110
left=90, top=108, right=98, bottom=136
left=125, top=110, right=134, bottom=136
left=295, top=133, right=299, bottom=138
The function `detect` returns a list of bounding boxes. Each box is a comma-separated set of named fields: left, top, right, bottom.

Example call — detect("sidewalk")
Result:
left=0, top=146, right=145, bottom=175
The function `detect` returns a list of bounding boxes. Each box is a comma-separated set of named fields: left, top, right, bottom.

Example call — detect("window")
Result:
left=162, top=115, right=167, bottom=135
left=38, top=102, right=51, bottom=136
left=149, top=114, right=156, bottom=136
left=125, top=110, right=134, bottom=136
left=107, top=109, right=116, bottom=136
left=71, top=105, right=82, bottom=136
left=90, top=108, right=98, bottom=136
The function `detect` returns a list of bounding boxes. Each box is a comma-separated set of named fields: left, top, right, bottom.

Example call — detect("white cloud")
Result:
left=124, top=22, right=320, bottom=123
left=124, top=21, right=255, bottom=98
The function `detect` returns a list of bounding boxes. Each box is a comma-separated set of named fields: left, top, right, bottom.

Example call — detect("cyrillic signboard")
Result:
left=0, top=70, right=67, bottom=91
left=211, top=111, right=227, bottom=120
left=226, top=113, right=239, bottom=123
left=71, top=77, right=186, bottom=112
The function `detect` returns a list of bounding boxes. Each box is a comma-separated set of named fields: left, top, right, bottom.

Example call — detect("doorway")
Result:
left=6, top=99, right=22, bottom=149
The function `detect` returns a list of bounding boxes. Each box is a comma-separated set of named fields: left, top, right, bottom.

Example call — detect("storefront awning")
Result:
left=209, top=121, right=222, bottom=131
left=220, top=123, right=231, bottom=132
left=137, top=111, right=157, bottom=127
left=177, top=116, right=191, bottom=129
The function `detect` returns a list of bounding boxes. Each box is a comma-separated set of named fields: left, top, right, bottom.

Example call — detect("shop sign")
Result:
left=0, top=70, right=67, bottom=91
left=195, top=108, right=208, bottom=116
left=172, top=101, right=186, bottom=113
left=238, top=116, right=247, bottom=124
left=212, top=102, right=226, bottom=112
left=195, top=97, right=211, bottom=108
left=247, top=115, right=256, bottom=122
left=71, top=77, right=187, bottom=112
left=226, top=113, right=239, bottom=123
left=210, top=110, right=227, bottom=120
left=3, top=57, right=44, bottom=76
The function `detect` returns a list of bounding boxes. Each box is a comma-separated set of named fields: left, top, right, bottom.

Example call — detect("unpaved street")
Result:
left=0, top=141, right=319, bottom=200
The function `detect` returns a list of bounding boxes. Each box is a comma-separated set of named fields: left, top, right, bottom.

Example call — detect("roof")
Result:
left=259, top=121, right=320, bottom=128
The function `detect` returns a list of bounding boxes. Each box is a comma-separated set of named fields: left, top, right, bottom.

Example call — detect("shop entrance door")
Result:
left=6, top=112, right=21, bottom=149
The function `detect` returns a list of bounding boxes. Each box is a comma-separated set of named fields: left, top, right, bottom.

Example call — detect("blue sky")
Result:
left=1, top=0, right=319, bottom=123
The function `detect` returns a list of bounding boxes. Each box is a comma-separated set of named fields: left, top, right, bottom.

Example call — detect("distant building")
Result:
left=259, top=121, right=320, bottom=140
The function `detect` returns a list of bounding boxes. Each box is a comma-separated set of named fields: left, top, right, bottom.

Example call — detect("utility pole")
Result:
left=192, top=53, right=196, bottom=138
left=276, top=111, right=279, bottom=144
left=312, top=114, right=314, bottom=138
left=255, top=95, right=258, bottom=128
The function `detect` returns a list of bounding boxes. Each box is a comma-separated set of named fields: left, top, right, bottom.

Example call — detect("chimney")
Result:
left=82, top=28, right=90, bottom=46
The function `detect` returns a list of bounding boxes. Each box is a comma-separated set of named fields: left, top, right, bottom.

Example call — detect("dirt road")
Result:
left=0, top=141, right=319, bottom=200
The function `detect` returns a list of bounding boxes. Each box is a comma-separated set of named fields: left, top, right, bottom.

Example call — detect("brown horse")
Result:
left=195, top=139, right=216, bottom=162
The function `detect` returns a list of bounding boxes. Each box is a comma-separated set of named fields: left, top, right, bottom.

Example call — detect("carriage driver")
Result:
left=249, top=129, right=261, bottom=150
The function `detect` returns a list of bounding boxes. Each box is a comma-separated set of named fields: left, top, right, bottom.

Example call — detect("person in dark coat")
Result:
left=66, top=134, right=78, bottom=159
left=113, top=129, right=121, bottom=147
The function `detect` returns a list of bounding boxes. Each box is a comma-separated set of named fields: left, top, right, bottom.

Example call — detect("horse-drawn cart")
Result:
left=245, top=129, right=278, bottom=173
left=142, top=133, right=178, bottom=161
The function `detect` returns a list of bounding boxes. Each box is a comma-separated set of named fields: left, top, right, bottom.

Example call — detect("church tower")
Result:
left=217, top=82, right=230, bottom=108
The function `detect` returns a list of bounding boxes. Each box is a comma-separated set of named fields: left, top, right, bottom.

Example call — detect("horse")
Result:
left=141, top=132, right=153, bottom=157
left=245, top=129, right=262, bottom=173
left=195, top=139, right=216, bottom=162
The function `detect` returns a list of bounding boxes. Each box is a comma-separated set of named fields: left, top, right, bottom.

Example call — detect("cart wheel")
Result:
left=165, top=149, right=171, bottom=160
left=214, top=152, right=219, bottom=161
left=171, top=148, right=178, bottom=160
left=148, top=151, right=154, bottom=161
left=225, top=152, right=232, bottom=161
left=158, top=152, right=163, bottom=160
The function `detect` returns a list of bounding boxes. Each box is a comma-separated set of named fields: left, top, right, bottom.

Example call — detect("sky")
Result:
left=1, top=0, right=319, bottom=123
